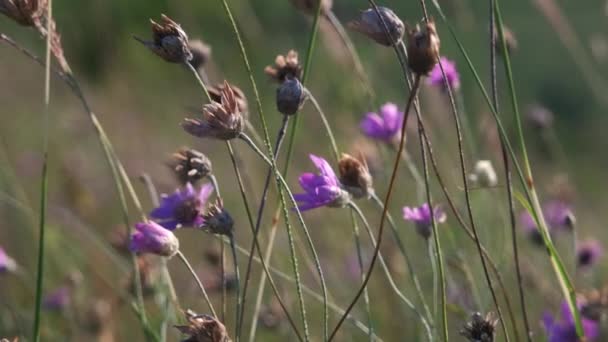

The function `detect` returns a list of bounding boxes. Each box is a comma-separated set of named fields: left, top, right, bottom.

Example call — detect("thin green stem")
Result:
left=349, top=212, right=375, bottom=342
left=176, top=250, right=217, bottom=318
left=427, top=239, right=438, bottom=322
left=229, top=235, right=241, bottom=342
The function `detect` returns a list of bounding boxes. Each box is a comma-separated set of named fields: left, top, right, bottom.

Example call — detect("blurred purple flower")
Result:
left=428, top=57, right=460, bottom=91
left=543, top=301, right=599, bottom=342
left=43, top=287, right=71, bottom=311
left=129, top=221, right=179, bottom=257
left=577, top=240, right=603, bottom=269
left=403, top=203, right=446, bottom=239
left=293, top=154, right=350, bottom=211
left=0, top=247, right=17, bottom=274
left=519, top=200, right=574, bottom=243
left=360, top=103, right=404, bottom=143
left=150, top=183, right=214, bottom=229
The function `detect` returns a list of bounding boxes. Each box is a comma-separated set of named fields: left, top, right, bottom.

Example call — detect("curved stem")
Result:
left=176, top=250, right=217, bottom=318
left=307, top=92, right=339, bottom=160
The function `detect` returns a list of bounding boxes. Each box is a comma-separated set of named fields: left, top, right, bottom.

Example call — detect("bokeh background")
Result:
left=1, top=0, right=608, bottom=340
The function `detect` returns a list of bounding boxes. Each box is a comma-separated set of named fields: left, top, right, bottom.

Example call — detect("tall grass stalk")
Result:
left=176, top=251, right=218, bottom=318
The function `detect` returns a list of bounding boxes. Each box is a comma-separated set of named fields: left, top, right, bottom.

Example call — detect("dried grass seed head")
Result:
left=460, top=312, right=498, bottom=342
left=183, top=81, right=244, bottom=140
left=406, top=20, right=441, bottom=75
left=290, top=0, right=333, bottom=15
left=175, top=309, right=231, bottom=342
left=276, top=77, right=307, bottom=115
left=348, top=7, right=405, bottom=47
left=169, top=147, right=212, bottom=185
left=0, top=0, right=47, bottom=27
left=136, top=14, right=192, bottom=63
left=208, top=82, right=248, bottom=118
left=188, top=39, right=212, bottom=70
left=265, top=50, right=303, bottom=83
left=338, top=153, right=374, bottom=199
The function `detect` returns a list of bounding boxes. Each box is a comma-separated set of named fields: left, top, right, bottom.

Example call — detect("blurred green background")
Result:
left=1, top=0, right=608, bottom=340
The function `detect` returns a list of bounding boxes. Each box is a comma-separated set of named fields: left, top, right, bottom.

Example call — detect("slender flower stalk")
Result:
left=176, top=250, right=217, bottom=318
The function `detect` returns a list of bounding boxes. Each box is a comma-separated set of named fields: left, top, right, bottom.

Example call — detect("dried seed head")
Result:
left=493, top=25, right=518, bottom=55
left=406, top=20, right=441, bottom=75
left=188, top=39, right=212, bottom=70
left=208, top=82, right=249, bottom=118
left=460, top=312, right=498, bottom=342
left=83, top=299, right=112, bottom=335
left=135, top=14, right=192, bottom=63
left=202, top=198, right=234, bottom=237
left=265, top=50, right=303, bottom=83
left=175, top=309, right=231, bottom=342
left=348, top=7, right=405, bottom=47
left=183, top=81, right=244, bottom=140
left=469, top=160, right=498, bottom=188
left=0, top=0, right=47, bottom=27
left=338, top=153, right=374, bottom=199
left=289, top=0, right=332, bottom=15
left=580, top=287, right=608, bottom=321
left=276, top=78, right=307, bottom=115
left=525, top=104, right=554, bottom=130
left=168, top=147, right=212, bottom=185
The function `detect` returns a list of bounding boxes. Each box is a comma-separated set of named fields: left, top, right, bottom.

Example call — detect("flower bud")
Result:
left=175, top=309, right=231, bottom=342
left=168, top=147, right=212, bottom=185
left=289, top=0, right=332, bottom=16
left=338, top=153, right=374, bottom=199
left=348, top=7, right=404, bottom=47
left=264, top=50, right=303, bottom=83
left=469, top=160, right=498, bottom=188
left=460, top=312, right=497, bottom=342
left=188, top=39, right=212, bottom=70
left=202, top=198, right=234, bottom=237
left=276, top=78, right=307, bottom=116
left=129, top=221, right=179, bottom=258
left=135, top=14, right=192, bottom=63
left=406, top=20, right=441, bottom=75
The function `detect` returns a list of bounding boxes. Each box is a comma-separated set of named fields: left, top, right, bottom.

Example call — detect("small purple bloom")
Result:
left=150, top=183, right=214, bottom=229
left=403, top=203, right=447, bottom=239
left=543, top=301, right=599, bottom=342
left=520, top=200, right=574, bottom=243
left=360, top=103, right=404, bottom=143
left=43, top=286, right=71, bottom=311
left=0, top=247, right=17, bottom=274
left=577, top=240, right=603, bottom=269
left=293, top=154, right=350, bottom=212
left=129, top=221, right=180, bottom=257
left=428, top=57, right=460, bottom=91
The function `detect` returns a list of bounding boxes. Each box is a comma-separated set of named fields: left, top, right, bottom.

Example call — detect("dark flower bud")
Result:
left=175, top=309, right=231, bottom=342
left=264, top=50, right=303, bottom=83
left=348, top=7, right=404, bottom=47
left=406, top=20, right=441, bottom=75
left=183, top=81, right=244, bottom=140
left=202, top=198, right=234, bottom=237
left=289, top=0, right=332, bottom=16
left=338, top=153, right=374, bottom=199
left=135, top=14, right=192, bottom=63
left=460, top=312, right=498, bottom=342
left=0, top=0, right=46, bottom=27
left=276, top=78, right=307, bottom=116
left=188, top=39, right=212, bottom=70
left=208, top=82, right=249, bottom=118
left=169, top=147, right=212, bottom=185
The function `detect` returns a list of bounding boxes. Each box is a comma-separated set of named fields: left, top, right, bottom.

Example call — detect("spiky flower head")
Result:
left=460, top=312, right=498, bottom=342
left=338, top=153, right=374, bottom=199
left=428, top=56, right=460, bottom=91
left=0, top=0, right=47, bottom=27
left=168, top=147, right=212, bottom=185
left=403, top=203, right=446, bottom=239
left=150, top=183, right=214, bottom=230
left=276, top=78, right=307, bottom=116
left=289, top=0, right=332, bottom=16
left=294, top=154, right=351, bottom=211
left=202, top=198, right=234, bottom=237
left=348, top=7, right=405, bottom=47
left=188, top=39, right=212, bottom=70
left=135, top=14, right=192, bottom=63
left=129, top=221, right=179, bottom=257
left=265, top=50, right=303, bottom=83
left=183, top=81, right=245, bottom=140
left=208, top=82, right=248, bottom=117
left=175, top=309, right=231, bottom=342
left=406, top=20, right=441, bottom=75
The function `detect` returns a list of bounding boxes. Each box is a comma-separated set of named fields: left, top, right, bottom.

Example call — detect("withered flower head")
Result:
left=175, top=309, right=231, bottom=342
left=183, top=81, right=244, bottom=140
left=580, top=287, right=608, bottom=321
left=289, top=0, right=333, bottom=15
left=349, top=7, right=405, bottom=47
left=208, top=82, right=248, bottom=117
left=0, top=0, right=47, bottom=27
left=264, top=50, right=302, bottom=83
left=276, top=78, right=307, bottom=116
left=460, top=312, right=498, bottom=342
left=202, top=198, right=234, bottom=237
left=169, top=147, right=212, bottom=185
left=338, top=153, right=374, bottom=199
left=135, top=14, right=192, bottom=63
left=406, top=20, right=441, bottom=75
left=494, top=25, right=518, bottom=55
left=188, top=39, right=212, bottom=70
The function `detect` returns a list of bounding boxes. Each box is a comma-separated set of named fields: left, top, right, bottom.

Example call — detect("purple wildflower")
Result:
left=0, top=247, right=17, bottom=274
left=360, top=103, right=404, bottom=143
left=403, top=203, right=446, bottom=239
left=543, top=301, right=599, bottom=342
left=129, top=221, right=179, bottom=257
left=293, top=154, right=350, bottom=212
left=428, top=57, right=460, bottom=91
left=520, top=200, right=575, bottom=243
left=150, top=183, right=214, bottom=230
left=43, top=286, right=71, bottom=311
left=577, top=239, right=603, bottom=269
